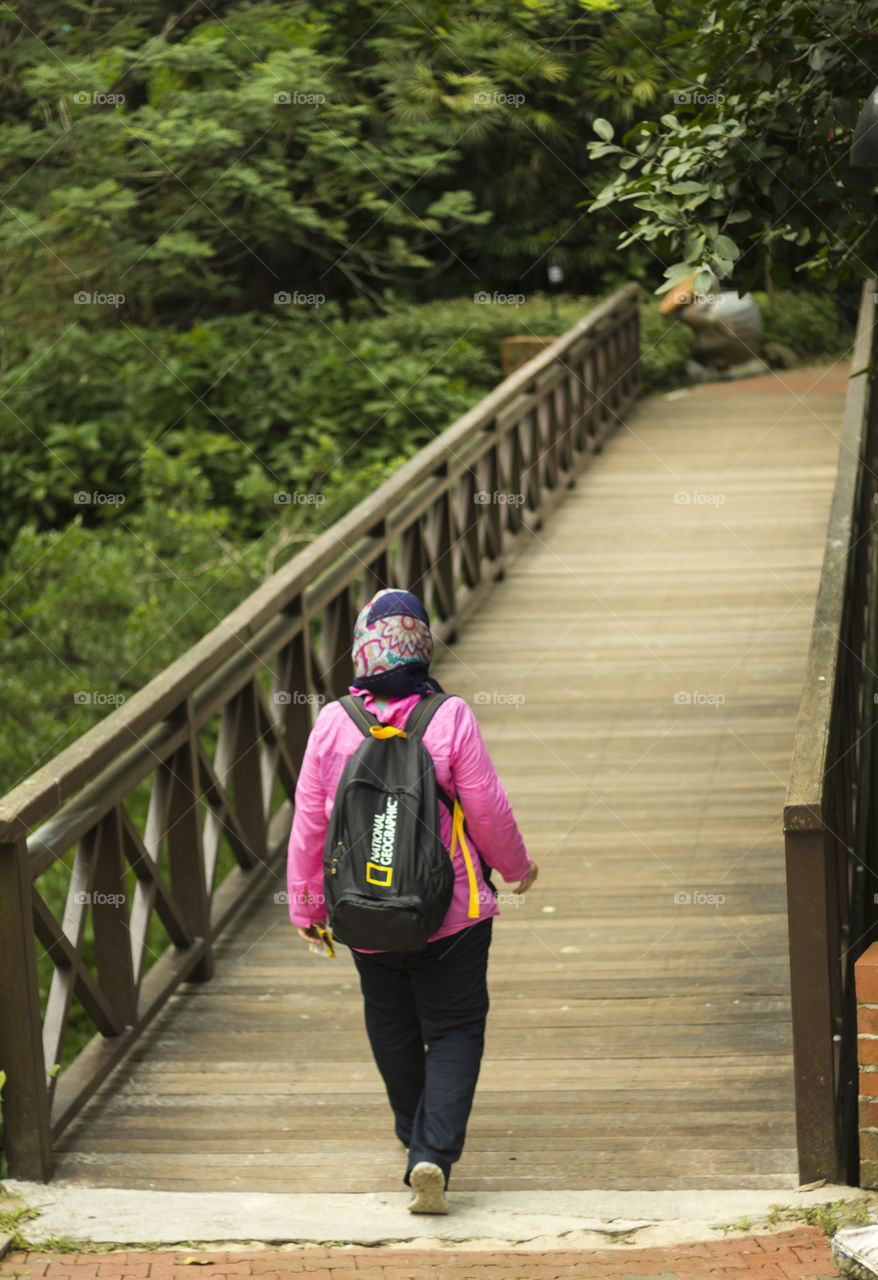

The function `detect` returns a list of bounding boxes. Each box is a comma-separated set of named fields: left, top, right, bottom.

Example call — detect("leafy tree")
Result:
left=1, top=3, right=501, bottom=329
left=586, top=0, right=878, bottom=296
left=352, top=0, right=690, bottom=291
left=0, top=0, right=695, bottom=340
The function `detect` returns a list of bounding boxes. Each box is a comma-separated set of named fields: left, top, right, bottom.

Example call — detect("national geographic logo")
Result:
left=367, top=797, right=398, bottom=886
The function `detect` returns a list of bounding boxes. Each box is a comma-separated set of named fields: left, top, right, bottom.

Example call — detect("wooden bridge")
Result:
left=2, top=283, right=876, bottom=1192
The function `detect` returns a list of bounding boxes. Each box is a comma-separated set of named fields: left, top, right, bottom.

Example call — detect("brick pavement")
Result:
left=0, top=1227, right=841, bottom=1280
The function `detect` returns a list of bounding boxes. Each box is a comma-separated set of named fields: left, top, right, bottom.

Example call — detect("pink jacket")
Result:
left=286, top=688, right=531, bottom=947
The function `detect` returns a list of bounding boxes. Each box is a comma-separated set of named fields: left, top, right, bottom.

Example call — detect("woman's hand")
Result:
left=297, top=924, right=323, bottom=944
left=512, top=861, right=539, bottom=894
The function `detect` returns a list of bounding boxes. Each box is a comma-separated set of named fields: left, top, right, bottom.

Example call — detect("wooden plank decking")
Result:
left=55, top=362, right=849, bottom=1191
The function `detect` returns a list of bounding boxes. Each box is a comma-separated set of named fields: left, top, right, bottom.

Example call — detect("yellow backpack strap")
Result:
left=449, top=800, right=481, bottom=919
left=369, top=724, right=407, bottom=739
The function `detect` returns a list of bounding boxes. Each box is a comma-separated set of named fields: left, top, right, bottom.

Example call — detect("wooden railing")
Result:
left=0, top=284, right=641, bottom=1179
left=785, top=278, right=878, bottom=1184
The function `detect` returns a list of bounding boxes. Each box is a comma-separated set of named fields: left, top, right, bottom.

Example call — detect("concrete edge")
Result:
left=1, top=1182, right=872, bottom=1252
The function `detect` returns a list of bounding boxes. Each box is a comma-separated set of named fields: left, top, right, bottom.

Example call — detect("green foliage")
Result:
left=763, top=1196, right=872, bottom=1238
left=639, top=297, right=695, bottom=391
left=2, top=3, right=496, bottom=325
left=0, top=1192, right=41, bottom=1250
left=586, top=0, right=878, bottom=294
left=0, top=294, right=592, bottom=549
left=0, top=0, right=698, bottom=332
left=754, top=290, right=847, bottom=359
left=0, top=452, right=264, bottom=793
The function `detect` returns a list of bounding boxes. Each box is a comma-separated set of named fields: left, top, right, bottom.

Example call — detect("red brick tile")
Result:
left=182, top=1264, right=250, bottom=1276
left=857, top=945, right=878, bottom=1003
left=0, top=1234, right=845, bottom=1280
left=321, top=1269, right=378, bottom=1280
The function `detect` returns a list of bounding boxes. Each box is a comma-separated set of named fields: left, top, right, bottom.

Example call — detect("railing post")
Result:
left=0, top=835, right=53, bottom=1178
left=631, top=297, right=642, bottom=398
left=167, top=701, right=213, bottom=983
left=278, top=614, right=315, bottom=770
left=784, top=820, right=840, bottom=1181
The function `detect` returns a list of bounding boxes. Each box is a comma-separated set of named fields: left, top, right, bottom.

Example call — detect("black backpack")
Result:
left=323, top=692, right=468, bottom=951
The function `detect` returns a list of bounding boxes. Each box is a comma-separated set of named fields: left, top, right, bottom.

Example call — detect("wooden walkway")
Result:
left=55, top=363, right=848, bottom=1191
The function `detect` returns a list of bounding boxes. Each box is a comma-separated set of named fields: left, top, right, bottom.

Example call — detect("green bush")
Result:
left=1, top=294, right=604, bottom=547
left=4, top=288, right=710, bottom=554
left=639, top=298, right=696, bottom=392
left=0, top=452, right=265, bottom=791
left=753, top=289, right=848, bottom=358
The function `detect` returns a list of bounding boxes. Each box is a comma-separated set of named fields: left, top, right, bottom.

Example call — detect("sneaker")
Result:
left=408, top=1161, right=447, bottom=1214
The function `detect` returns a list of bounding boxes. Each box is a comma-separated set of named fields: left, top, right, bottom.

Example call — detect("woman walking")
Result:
left=286, top=588, right=537, bottom=1213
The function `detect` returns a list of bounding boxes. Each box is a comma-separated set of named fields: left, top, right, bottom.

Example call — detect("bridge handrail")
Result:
left=784, top=277, right=878, bottom=1183
left=0, top=283, right=641, bottom=1180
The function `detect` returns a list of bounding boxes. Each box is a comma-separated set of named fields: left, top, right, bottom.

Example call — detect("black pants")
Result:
left=351, top=917, right=492, bottom=1188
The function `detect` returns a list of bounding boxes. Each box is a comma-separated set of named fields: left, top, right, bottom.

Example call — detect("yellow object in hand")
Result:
left=308, top=925, right=335, bottom=958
